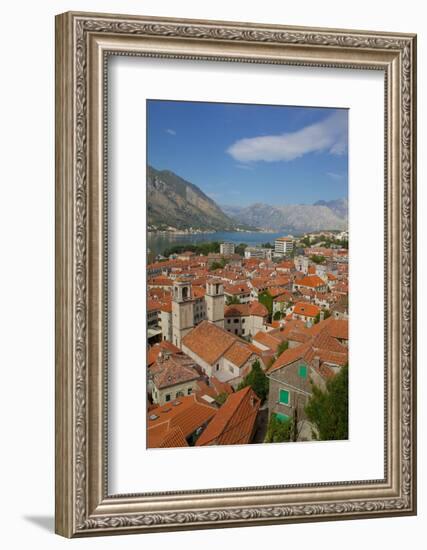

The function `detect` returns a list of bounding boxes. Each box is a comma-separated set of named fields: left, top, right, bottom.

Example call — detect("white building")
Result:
left=244, top=246, right=273, bottom=260
left=220, top=242, right=235, bottom=255
left=274, top=236, right=294, bottom=256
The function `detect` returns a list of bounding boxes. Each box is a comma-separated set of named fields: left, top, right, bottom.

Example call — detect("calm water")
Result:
left=148, top=231, right=295, bottom=256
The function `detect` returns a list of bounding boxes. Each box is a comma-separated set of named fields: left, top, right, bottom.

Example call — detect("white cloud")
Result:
left=227, top=110, right=347, bottom=163
left=326, top=171, right=345, bottom=180
left=165, top=128, right=176, bottom=135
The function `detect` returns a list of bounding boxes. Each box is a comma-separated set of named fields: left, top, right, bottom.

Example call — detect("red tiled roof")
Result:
left=223, top=341, right=257, bottom=368
left=196, top=377, right=234, bottom=400
left=195, top=386, right=260, bottom=446
left=252, top=331, right=282, bottom=352
left=147, top=394, right=216, bottom=448
left=224, top=301, right=268, bottom=318
left=224, top=283, right=251, bottom=295
left=293, top=302, right=320, bottom=318
left=158, top=426, right=188, bottom=448
left=148, top=276, right=173, bottom=286
left=147, top=341, right=181, bottom=367
left=150, top=355, right=200, bottom=390
left=267, top=343, right=311, bottom=373
left=182, top=321, right=238, bottom=365
left=248, top=301, right=269, bottom=317
left=295, top=275, right=326, bottom=288
left=267, top=319, right=349, bottom=374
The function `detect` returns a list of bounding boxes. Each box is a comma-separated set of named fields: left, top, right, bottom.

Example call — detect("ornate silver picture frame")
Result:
left=55, top=11, right=417, bottom=537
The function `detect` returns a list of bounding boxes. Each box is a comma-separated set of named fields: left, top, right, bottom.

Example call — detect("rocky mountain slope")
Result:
left=147, top=166, right=239, bottom=231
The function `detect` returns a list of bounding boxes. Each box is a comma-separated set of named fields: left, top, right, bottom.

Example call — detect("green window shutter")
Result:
left=275, top=412, right=290, bottom=423
left=299, top=365, right=307, bottom=378
left=279, top=389, right=289, bottom=404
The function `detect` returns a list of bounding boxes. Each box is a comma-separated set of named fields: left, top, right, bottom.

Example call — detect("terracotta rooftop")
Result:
left=224, top=283, right=251, bottom=295
left=252, top=331, right=283, bottom=353
left=267, top=343, right=312, bottom=373
left=224, top=301, right=268, bottom=318
left=147, top=341, right=181, bottom=367
left=182, top=321, right=238, bottom=365
left=267, top=319, right=349, bottom=374
left=158, top=426, right=188, bottom=448
left=295, top=275, right=327, bottom=288
left=150, top=354, right=199, bottom=390
left=293, top=302, right=320, bottom=318
left=195, top=386, right=260, bottom=446
left=223, top=341, right=257, bottom=368
left=147, top=394, right=216, bottom=448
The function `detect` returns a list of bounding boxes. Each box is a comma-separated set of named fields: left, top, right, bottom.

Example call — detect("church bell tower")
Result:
left=171, top=280, right=194, bottom=347
left=205, top=280, right=225, bottom=328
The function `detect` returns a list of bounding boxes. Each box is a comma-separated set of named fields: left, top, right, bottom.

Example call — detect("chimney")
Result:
left=313, top=355, right=320, bottom=370
left=320, top=310, right=325, bottom=322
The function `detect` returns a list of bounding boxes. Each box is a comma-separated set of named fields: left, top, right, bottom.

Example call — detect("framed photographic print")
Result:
left=55, top=12, right=417, bottom=537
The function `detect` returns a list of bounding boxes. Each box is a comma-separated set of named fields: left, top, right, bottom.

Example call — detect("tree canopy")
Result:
left=226, top=295, right=241, bottom=305
left=258, top=290, right=273, bottom=318
left=264, top=414, right=293, bottom=443
left=237, top=360, right=269, bottom=402
left=275, top=340, right=289, bottom=358
left=305, top=364, right=348, bottom=440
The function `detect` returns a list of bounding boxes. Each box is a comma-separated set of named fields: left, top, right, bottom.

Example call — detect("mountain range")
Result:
left=147, top=166, right=240, bottom=231
left=147, top=166, right=348, bottom=233
left=222, top=199, right=348, bottom=232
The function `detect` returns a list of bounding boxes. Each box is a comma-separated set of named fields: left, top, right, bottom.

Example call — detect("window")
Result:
left=275, top=412, right=289, bottom=423
left=234, top=319, right=239, bottom=323
left=279, top=388, right=289, bottom=405
left=229, top=365, right=234, bottom=373
left=234, top=329, right=238, bottom=334
left=242, top=318, right=245, bottom=323
left=298, top=365, right=307, bottom=378
left=187, top=388, right=192, bottom=395
left=216, top=364, right=219, bottom=371
left=165, top=394, right=171, bottom=402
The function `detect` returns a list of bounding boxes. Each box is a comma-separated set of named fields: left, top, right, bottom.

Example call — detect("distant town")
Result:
left=146, top=230, right=349, bottom=448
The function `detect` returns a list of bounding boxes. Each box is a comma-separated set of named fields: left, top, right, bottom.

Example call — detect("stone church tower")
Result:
left=205, top=280, right=225, bottom=328
left=172, top=280, right=194, bottom=348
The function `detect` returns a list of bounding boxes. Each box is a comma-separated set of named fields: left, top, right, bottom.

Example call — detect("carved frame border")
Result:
left=55, top=12, right=416, bottom=537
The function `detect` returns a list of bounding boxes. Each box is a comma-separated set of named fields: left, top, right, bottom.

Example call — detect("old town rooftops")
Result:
left=195, top=386, right=260, bottom=446
left=182, top=320, right=262, bottom=367
left=147, top=394, right=216, bottom=448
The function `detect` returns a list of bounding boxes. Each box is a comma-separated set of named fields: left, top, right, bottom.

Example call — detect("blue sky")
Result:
left=147, top=100, right=348, bottom=207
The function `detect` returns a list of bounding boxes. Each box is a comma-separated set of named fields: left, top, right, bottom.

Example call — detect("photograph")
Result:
left=146, top=100, right=349, bottom=448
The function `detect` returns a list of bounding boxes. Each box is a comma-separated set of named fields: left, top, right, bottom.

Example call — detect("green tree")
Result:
left=235, top=243, right=248, bottom=257
left=215, top=392, right=229, bottom=406
left=209, top=258, right=228, bottom=271
left=264, top=414, right=293, bottom=443
left=226, top=295, right=241, bottom=305
left=310, top=254, right=326, bottom=264
left=237, top=360, right=269, bottom=402
left=305, top=364, right=348, bottom=440
left=275, top=340, right=289, bottom=358
left=258, top=290, right=273, bottom=319
left=273, top=310, right=283, bottom=321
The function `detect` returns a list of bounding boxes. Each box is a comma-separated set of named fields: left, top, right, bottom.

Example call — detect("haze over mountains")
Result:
left=222, top=199, right=348, bottom=232
left=147, top=166, right=348, bottom=233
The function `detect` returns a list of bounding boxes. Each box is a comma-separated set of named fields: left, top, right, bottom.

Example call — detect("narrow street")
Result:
left=252, top=407, right=268, bottom=444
